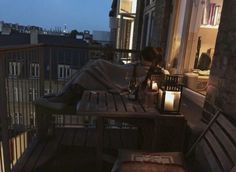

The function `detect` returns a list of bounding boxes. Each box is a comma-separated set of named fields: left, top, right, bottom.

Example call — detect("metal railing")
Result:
left=0, top=44, right=140, bottom=171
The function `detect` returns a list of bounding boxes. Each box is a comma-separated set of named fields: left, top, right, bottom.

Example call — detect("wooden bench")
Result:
left=112, top=110, right=236, bottom=172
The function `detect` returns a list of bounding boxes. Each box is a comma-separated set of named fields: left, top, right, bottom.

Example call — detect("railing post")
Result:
left=39, top=46, right=45, bottom=97
left=0, top=53, right=11, bottom=172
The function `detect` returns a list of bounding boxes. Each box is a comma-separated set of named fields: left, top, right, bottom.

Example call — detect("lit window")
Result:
left=57, top=64, right=71, bottom=80
left=9, top=62, right=21, bottom=76
left=30, top=63, right=40, bottom=78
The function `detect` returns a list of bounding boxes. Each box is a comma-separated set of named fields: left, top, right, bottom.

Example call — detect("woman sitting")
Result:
left=35, top=46, right=165, bottom=109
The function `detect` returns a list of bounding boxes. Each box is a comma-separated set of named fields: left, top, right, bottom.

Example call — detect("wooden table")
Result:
left=76, top=91, right=186, bottom=172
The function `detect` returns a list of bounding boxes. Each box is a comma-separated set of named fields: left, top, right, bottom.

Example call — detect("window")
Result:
left=182, top=0, right=223, bottom=95
left=14, top=87, right=22, bottom=102
left=141, top=14, right=149, bottom=48
left=119, top=0, right=137, bottom=14
left=148, top=11, right=155, bottom=46
left=11, top=113, right=23, bottom=125
left=30, top=63, right=39, bottom=78
left=9, top=62, right=21, bottom=76
left=29, top=88, right=38, bottom=101
left=44, top=88, right=51, bottom=95
left=57, top=64, right=71, bottom=80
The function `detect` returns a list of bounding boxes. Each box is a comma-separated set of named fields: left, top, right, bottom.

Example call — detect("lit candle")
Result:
left=147, top=79, right=151, bottom=87
left=165, top=91, right=175, bottom=111
left=152, top=82, right=158, bottom=90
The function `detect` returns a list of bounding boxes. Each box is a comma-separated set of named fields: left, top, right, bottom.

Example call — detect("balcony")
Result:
left=0, top=44, right=204, bottom=172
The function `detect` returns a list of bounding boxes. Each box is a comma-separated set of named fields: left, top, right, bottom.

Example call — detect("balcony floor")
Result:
left=16, top=127, right=139, bottom=172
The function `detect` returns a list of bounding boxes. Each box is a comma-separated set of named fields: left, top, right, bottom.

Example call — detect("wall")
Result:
left=152, top=0, right=165, bottom=47
left=204, top=0, right=236, bottom=122
left=132, top=0, right=144, bottom=50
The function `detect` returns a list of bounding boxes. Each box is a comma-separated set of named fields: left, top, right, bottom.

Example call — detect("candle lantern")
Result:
left=157, top=75, right=182, bottom=114
left=147, top=67, right=163, bottom=91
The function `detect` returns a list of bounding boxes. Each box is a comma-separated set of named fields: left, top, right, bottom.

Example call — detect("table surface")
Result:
left=76, top=90, right=185, bottom=119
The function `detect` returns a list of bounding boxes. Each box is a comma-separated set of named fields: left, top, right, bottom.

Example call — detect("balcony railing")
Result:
left=0, top=44, right=140, bottom=172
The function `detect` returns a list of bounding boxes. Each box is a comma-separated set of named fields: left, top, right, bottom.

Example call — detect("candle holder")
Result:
left=157, top=75, right=182, bottom=114
left=147, top=67, right=163, bottom=91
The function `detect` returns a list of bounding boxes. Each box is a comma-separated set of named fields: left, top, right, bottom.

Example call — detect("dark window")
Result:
left=146, top=0, right=150, bottom=6
left=148, top=11, right=155, bottom=46
left=142, top=14, right=149, bottom=48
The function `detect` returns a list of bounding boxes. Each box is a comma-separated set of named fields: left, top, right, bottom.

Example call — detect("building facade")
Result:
left=131, top=0, right=224, bottom=95
left=109, top=0, right=235, bottom=121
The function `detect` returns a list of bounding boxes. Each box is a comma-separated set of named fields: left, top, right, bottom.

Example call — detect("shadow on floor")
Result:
left=35, top=145, right=113, bottom=172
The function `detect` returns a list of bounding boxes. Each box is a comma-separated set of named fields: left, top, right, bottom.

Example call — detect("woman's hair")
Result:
left=141, top=46, right=163, bottom=65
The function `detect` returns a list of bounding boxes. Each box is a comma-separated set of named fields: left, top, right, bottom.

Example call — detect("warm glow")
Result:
left=119, top=0, right=137, bottom=14
left=147, top=79, right=151, bottom=87
left=165, top=91, right=175, bottom=111
left=129, top=20, right=134, bottom=50
left=152, top=82, right=158, bottom=90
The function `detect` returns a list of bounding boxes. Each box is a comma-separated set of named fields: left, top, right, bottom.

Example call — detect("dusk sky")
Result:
left=0, top=0, right=111, bottom=32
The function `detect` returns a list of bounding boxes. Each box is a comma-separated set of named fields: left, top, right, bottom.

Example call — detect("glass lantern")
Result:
left=157, top=75, right=182, bottom=114
left=147, top=67, right=164, bottom=91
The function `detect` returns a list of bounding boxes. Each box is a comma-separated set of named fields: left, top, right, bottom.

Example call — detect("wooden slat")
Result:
left=186, top=110, right=221, bottom=157
left=199, top=139, right=223, bottom=172
left=73, top=128, right=87, bottom=146
left=89, top=91, right=98, bottom=112
left=120, top=129, right=139, bottom=149
left=12, top=138, right=38, bottom=172
left=120, top=95, right=135, bottom=113
left=132, top=101, right=145, bottom=113
left=113, top=94, right=125, bottom=112
left=109, top=129, right=123, bottom=149
left=205, top=130, right=233, bottom=172
left=98, top=91, right=107, bottom=112
left=103, top=129, right=111, bottom=149
left=107, top=93, right=116, bottom=112
left=211, top=123, right=236, bottom=163
left=86, top=128, right=96, bottom=147
left=217, top=115, right=236, bottom=143
left=77, top=91, right=90, bottom=111
left=61, top=128, right=76, bottom=146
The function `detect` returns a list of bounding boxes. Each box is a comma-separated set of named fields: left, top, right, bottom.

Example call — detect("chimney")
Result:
left=30, top=29, right=38, bottom=44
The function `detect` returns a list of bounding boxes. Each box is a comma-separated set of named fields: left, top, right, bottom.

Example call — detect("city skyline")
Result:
left=0, top=0, right=111, bottom=32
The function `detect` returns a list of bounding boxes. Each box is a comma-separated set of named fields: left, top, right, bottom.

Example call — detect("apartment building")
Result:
left=0, top=32, right=89, bottom=128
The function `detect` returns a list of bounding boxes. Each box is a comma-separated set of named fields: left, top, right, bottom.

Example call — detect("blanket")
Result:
left=66, top=59, right=148, bottom=93
left=35, top=59, right=148, bottom=109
